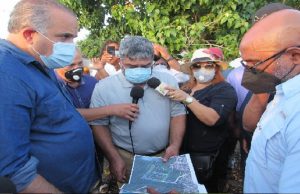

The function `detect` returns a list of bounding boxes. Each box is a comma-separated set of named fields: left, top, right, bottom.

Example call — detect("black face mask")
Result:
left=65, top=67, right=83, bottom=82
left=241, top=68, right=281, bottom=94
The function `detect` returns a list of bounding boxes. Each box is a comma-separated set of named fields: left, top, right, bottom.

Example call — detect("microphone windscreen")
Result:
left=130, top=86, right=144, bottom=99
left=147, top=77, right=161, bottom=89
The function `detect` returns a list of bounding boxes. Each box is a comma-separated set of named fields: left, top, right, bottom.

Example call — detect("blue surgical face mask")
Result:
left=193, top=68, right=215, bottom=83
left=32, top=32, right=76, bottom=69
left=124, top=67, right=152, bottom=84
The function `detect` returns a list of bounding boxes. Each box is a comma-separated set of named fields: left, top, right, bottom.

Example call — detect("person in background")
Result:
left=153, top=43, right=190, bottom=84
left=240, top=9, right=300, bottom=192
left=89, top=36, right=186, bottom=184
left=55, top=47, right=139, bottom=122
left=91, top=40, right=121, bottom=80
left=225, top=58, right=250, bottom=180
left=56, top=47, right=98, bottom=108
left=0, top=0, right=99, bottom=193
left=167, top=48, right=237, bottom=192
left=153, top=43, right=181, bottom=71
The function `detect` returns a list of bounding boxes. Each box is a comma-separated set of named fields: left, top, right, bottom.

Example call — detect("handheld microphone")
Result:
left=128, top=86, right=144, bottom=154
left=129, top=86, right=144, bottom=129
left=147, top=77, right=169, bottom=96
left=0, top=177, right=16, bottom=193
left=130, top=85, right=144, bottom=105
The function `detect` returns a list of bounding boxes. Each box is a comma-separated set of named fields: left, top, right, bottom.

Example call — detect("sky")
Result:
left=0, top=0, right=89, bottom=42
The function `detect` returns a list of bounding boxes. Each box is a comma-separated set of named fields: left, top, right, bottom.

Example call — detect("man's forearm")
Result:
left=95, top=68, right=109, bottom=80
left=20, top=174, right=61, bottom=193
left=91, top=125, right=121, bottom=162
left=77, top=107, right=111, bottom=122
left=169, top=115, right=186, bottom=149
left=243, top=93, right=270, bottom=132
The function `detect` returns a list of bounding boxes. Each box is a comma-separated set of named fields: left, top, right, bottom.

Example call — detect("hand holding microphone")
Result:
left=147, top=77, right=193, bottom=104
left=166, top=86, right=194, bottom=104
left=165, top=86, right=185, bottom=101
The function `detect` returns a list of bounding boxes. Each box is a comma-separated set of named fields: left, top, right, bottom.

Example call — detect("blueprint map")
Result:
left=120, top=154, right=206, bottom=193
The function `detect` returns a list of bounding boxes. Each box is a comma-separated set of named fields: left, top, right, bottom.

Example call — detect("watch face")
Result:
left=187, top=96, right=193, bottom=103
left=184, top=96, right=193, bottom=104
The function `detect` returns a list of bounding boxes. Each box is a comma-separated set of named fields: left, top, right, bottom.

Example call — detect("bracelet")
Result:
left=166, top=56, right=174, bottom=62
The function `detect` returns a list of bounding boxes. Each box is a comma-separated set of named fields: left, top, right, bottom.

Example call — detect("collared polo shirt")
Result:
left=89, top=70, right=186, bottom=154
left=244, top=74, right=300, bottom=193
left=0, top=39, right=98, bottom=193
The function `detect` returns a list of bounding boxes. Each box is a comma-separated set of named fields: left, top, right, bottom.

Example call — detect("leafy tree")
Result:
left=59, top=0, right=299, bottom=61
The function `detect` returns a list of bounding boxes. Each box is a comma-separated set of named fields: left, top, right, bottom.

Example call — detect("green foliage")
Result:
left=59, top=0, right=299, bottom=61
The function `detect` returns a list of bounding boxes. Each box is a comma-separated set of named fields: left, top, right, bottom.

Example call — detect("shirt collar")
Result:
left=0, top=39, right=36, bottom=65
left=276, top=74, right=300, bottom=98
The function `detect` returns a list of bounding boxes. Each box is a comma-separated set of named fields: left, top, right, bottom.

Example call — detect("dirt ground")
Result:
left=225, top=143, right=244, bottom=193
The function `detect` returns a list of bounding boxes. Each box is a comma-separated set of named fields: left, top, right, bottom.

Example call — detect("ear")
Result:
left=22, top=27, right=37, bottom=44
left=286, top=46, right=300, bottom=65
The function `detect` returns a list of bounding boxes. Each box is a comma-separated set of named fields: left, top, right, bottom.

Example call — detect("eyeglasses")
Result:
left=240, top=49, right=287, bottom=74
left=190, top=62, right=216, bottom=70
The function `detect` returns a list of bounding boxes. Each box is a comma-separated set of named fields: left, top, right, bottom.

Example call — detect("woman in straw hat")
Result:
left=166, top=48, right=237, bottom=192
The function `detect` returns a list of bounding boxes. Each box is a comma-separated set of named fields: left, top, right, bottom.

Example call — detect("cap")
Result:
left=208, top=47, right=224, bottom=60
left=190, top=48, right=217, bottom=64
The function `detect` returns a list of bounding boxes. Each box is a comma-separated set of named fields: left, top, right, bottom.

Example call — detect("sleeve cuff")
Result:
left=10, top=156, right=39, bottom=192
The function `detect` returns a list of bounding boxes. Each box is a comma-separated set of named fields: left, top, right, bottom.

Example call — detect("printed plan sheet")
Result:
left=120, top=154, right=207, bottom=193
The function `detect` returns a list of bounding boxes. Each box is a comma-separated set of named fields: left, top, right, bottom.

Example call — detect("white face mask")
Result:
left=193, top=68, right=215, bottom=83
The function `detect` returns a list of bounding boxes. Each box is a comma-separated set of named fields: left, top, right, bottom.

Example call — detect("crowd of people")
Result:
left=1, top=0, right=300, bottom=193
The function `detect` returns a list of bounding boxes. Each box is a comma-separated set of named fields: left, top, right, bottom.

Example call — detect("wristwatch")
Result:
left=183, top=96, right=193, bottom=105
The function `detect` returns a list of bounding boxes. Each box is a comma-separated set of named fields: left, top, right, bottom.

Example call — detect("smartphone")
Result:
left=107, top=46, right=115, bottom=56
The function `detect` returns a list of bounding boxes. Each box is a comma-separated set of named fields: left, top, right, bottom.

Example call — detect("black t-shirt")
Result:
left=183, top=81, right=237, bottom=153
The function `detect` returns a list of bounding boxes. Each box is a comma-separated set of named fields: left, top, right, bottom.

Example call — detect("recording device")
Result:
left=65, top=67, right=83, bottom=82
left=0, top=177, right=16, bottom=193
left=147, top=77, right=169, bottom=96
left=107, top=46, right=120, bottom=57
left=107, top=46, right=115, bottom=55
left=128, top=86, right=144, bottom=154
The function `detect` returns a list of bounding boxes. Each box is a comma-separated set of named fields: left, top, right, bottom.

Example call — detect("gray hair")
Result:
left=8, top=0, right=76, bottom=34
left=119, top=36, right=154, bottom=60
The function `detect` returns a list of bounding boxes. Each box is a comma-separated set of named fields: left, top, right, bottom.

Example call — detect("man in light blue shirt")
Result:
left=239, top=9, right=300, bottom=192
left=90, top=36, right=186, bottom=183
